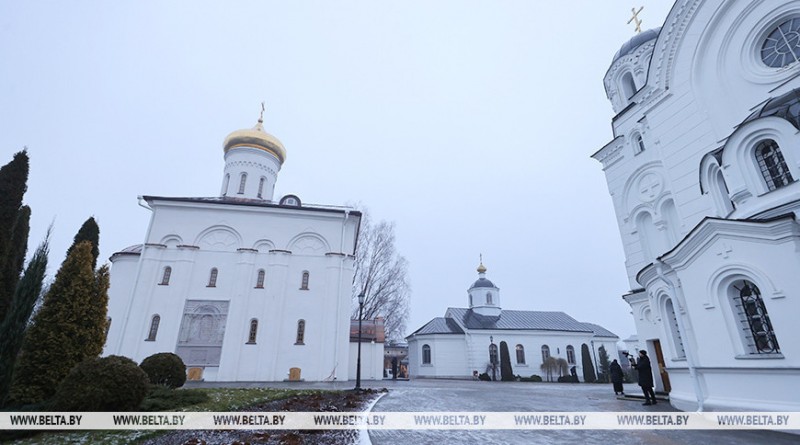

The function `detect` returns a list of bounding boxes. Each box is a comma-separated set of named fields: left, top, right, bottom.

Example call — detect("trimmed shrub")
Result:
left=520, top=374, right=543, bottom=382
left=140, top=352, right=187, bottom=388
left=140, top=386, right=208, bottom=411
left=52, top=355, right=149, bottom=411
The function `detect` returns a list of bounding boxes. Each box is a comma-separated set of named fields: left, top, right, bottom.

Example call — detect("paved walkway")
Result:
left=187, top=379, right=799, bottom=445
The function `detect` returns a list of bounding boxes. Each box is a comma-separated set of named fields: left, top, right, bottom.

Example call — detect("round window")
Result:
left=761, top=18, right=800, bottom=68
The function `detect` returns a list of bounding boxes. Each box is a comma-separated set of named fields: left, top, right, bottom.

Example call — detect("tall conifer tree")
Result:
left=499, top=341, right=514, bottom=381
left=8, top=242, right=109, bottom=405
left=0, top=233, right=48, bottom=406
left=65, top=217, right=100, bottom=270
left=581, top=343, right=597, bottom=383
left=0, top=151, right=30, bottom=323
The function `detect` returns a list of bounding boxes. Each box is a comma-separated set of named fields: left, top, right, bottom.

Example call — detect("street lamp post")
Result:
left=355, top=292, right=365, bottom=391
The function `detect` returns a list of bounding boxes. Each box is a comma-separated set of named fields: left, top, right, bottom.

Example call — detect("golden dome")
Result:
left=477, top=262, right=487, bottom=274
left=223, top=117, right=286, bottom=164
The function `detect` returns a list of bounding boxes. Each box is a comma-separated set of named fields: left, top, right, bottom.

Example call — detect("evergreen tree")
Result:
left=8, top=242, right=110, bottom=405
left=598, top=345, right=611, bottom=383
left=581, top=343, right=597, bottom=383
left=0, top=151, right=30, bottom=323
left=65, top=217, right=100, bottom=270
left=499, top=341, right=514, bottom=381
left=0, top=233, right=48, bottom=406
left=0, top=206, right=30, bottom=323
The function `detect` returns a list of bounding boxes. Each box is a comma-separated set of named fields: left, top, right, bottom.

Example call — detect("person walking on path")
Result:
left=630, top=350, right=656, bottom=405
left=610, top=359, right=625, bottom=395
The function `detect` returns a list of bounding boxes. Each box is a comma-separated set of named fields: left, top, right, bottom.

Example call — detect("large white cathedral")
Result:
left=593, top=0, right=800, bottom=411
left=103, top=112, right=368, bottom=382
left=407, top=263, right=619, bottom=380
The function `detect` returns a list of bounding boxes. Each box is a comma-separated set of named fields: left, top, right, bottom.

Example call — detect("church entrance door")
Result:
left=652, top=340, right=670, bottom=393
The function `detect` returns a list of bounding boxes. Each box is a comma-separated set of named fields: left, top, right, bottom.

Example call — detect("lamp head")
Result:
left=358, top=292, right=365, bottom=305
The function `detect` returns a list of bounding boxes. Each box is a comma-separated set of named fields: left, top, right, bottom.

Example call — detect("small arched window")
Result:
left=755, top=139, right=794, bottom=191
left=238, top=173, right=247, bottom=194
left=222, top=174, right=230, bottom=196
left=422, top=344, right=432, bottom=364
left=146, top=315, right=160, bottom=341
left=566, top=345, right=576, bottom=364
left=731, top=280, right=780, bottom=354
left=300, top=271, right=309, bottom=290
left=635, top=134, right=645, bottom=153
left=468, top=294, right=473, bottom=307
left=255, top=269, right=265, bottom=289
left=541, top=345, right=550, bottom=363
left=486, top=292, right=493, bottom=305
left=665, top=299, right=686, bottom=358
left=621, top=72, right=637, bottom=100
left=296, top=319, right=305, bottom=345
left=516, top=344, right=526, bottom=364
left=257, top=177, right=266, bottom=199
left=160, top=266, right=172, bottom=285
left=208, top=268, right=218, bottom=287
left=247, top=319, right=258, bottom=344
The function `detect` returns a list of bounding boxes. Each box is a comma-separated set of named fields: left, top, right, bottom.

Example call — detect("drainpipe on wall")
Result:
left=655, top=263, right=705, bottom=412
left=331, top=209, right=350, bottom=380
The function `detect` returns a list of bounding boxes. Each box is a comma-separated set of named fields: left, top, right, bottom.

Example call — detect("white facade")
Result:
left=104, top=115, right=364, bottom=382
left=593, top=0, right=800, bottom=411
left=407, top=265, right=618, bottom=381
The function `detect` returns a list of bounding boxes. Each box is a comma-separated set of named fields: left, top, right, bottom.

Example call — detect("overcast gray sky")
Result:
left=1, top=1, right=675, bottom=342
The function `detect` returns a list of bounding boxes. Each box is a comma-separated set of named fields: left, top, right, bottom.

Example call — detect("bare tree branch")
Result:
left=351, top=209, right=410, bottom=341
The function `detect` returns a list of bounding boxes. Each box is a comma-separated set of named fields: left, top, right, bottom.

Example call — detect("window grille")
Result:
left=300, top=271, right=309, bottom=290
left=516, top=344, right=526, bottom=364
left=756, top=140, right=793, bottom=191
left=247, top=319, right=258, bottom=344
left=541, top=345, right=550, bottom=362
left=160, top=266, right=172, bottom=285
left=566, top=345, right=575, bottom=364
left=146, top=315, right=160, bottom=341
left=238, top=173, right=247, bottom=194
left=208, top=268, right=218, bottom=287
left=296, top=320, right=305, bottom=345
left=257, top=177, right=265, bottom=198
left=255, top=269, right=265, bottom=289
left=733, top=280, right=780, bottom=354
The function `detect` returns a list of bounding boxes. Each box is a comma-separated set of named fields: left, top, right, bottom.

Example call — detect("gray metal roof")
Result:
left=470, top=277, right=496, bottom=289
left=581, top=322, right=618, bottom=339
left=447, top=307, right=593, bottom=332
left=410, top=317, right=465, bottom=336
left=612, top=27, right=661, bottom=63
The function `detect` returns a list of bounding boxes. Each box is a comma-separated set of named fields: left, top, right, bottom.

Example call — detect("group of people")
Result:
left=609, top=350, right=657, bottom=406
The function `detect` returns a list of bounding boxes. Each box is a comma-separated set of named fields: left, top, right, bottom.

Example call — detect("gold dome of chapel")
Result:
left=223, top=108, right=286, bottom=164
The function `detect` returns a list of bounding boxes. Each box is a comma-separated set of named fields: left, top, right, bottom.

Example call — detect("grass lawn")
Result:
left=5, top=387, right=327, bottom=445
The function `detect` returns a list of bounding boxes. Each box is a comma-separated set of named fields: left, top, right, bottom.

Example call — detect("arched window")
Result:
left=468, top=294, right=473, bottom=307
left=486, top=291, right=493, bottom=305
left=257, top=177, right=266, bottom=199
left=661, top=199, right=680, bottom=246
left=255, top=269, right=265, bottom=289
left=516, top=344, right=526, bottom=364
left=489, top=343, right=498, bottom=366
left=238, top=173, right=247, bottom=194
left=295, top=319, right=305, bottom=345
left=146, top=315, right=160, bottom=341
left=665, top=299, right=686, bottom=358
left=566, top=345, right=576, bottom=364
left=731, top=280, right=780, bottom=354
left=635, top=134, right=645, bottom=153
left=756, top=139, right=793, bottom=191
left=541, top=345, right=550, bottom=362
left=422, top=344, right=432, bottom=364
left=247, top=319, right=258, bottom=344
left=222, top=174, right=230, bottom=196
left=621, top=72, right=637, bottom=100
left=160, top=266, right=172, bottom=285
left=208, top=268, right=218, bottom=287
left=300, top=271, right=309, bottom=290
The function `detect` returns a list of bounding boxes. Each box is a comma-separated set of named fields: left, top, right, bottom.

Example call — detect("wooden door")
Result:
left=652, top=340, right=671, bottom=393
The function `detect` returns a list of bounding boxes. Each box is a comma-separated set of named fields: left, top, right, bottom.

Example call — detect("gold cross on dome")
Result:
left=259, top=101, right=265, bottom=122
left=628, top=6, right=644, bottom=34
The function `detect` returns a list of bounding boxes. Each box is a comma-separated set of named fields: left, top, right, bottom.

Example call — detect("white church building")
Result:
left=407, top=263, right=618, bottom=380
left=103, top=111, right=375, bottom=382
left=592, top=0, right=800, bottom=411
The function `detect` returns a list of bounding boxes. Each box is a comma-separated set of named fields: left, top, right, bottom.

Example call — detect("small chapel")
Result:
left=406, top=263, right=618, bottom=380
left=103, top=110, right=376, bottom=382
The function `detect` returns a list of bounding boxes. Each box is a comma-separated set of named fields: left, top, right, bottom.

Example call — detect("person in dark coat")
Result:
left=609, top=359, right=624, bottom=395
left=630, top=350, right=656, bottom=405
